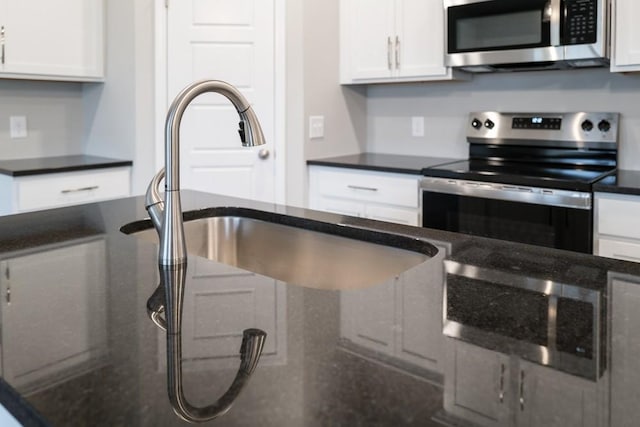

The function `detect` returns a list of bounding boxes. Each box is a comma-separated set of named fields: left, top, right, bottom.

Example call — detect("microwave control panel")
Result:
left=562, top=0, right=598, bottom=45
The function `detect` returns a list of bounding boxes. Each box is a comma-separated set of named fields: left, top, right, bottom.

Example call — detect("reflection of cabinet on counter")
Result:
left=339, top=243, right=446, bottom=376
left=159, top=257, right=287, bottom=370
left=0, top=167, right=131, bottom=215
left=594, top=193, right=640, bottom=262
left=0, top=0, right=104, bottom=81
left=0, top=237, right=108, bottom=393
left=309, top=166, right=421, bottom=226
left=444, top=340, right=599, bottom=427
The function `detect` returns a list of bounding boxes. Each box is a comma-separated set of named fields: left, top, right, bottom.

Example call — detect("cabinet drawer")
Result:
left=311, top=167, right=419, bottom=208
left=16, top=167, right=131, bottom=212
left=597, top=194, right=640, bottom=240
left=597, top=238, right=640, bottom=263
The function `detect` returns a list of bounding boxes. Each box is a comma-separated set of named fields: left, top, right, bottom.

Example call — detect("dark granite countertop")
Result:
left=594, top=169, right=640, bottom=196
left=0, top=155, right=133, bottom=177
left=0, top=192, right=639, bottom=426
left=306, top=153, right=461, bottom=175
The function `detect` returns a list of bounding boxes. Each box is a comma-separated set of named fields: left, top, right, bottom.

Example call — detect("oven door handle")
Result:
left=420, top=177, right=592, bottom=210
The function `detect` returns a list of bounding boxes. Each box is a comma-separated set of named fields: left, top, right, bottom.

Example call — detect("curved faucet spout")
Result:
left=150, top=79, right=266, bottom=266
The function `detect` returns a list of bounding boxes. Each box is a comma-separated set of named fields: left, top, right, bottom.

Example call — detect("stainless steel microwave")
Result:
left=444, top=0, right=610, bottom=72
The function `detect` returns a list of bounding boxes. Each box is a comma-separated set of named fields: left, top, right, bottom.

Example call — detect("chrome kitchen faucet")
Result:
left=145, top=80, right=266, bottom=266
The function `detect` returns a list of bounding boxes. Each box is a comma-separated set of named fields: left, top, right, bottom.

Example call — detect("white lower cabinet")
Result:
left=0, top=237, right=108, bottom=393
left=594, top=193, right=640, bottom=261
left=309, top=165, right=421, bottom=226
left=0, top=167, right=131, bottom=215
left=159, top=257, right=287, bottom=371
left=444, top=340, right=598, bottom=427
left=340, top=243, right=446, bottom=374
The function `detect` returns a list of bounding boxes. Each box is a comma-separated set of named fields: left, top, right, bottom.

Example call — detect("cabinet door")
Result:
left=311, top=196, right=365, bottom=219
left=610, top=276, right=640, bottom=427
left=395, top=0, right=448, bottom=79
left=340, top=277, right=396, bottom=356
left=0, top=238, right=108, bottom=392
left=340, top=0, right=395, bottom=81
left=597, top=238, right=640, bottom=263
left=1, top=0, right=104, bottom=80
left=444, top=340, right=510, bottom=427
left=517, top=360, right=597, bottom=427
left=395, top=244, right=445, bottom=372
left=175, top=258, right=287, bottom=369
left=612, top=0, right=640, bottom=71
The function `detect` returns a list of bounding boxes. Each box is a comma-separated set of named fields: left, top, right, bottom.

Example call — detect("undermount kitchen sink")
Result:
left=121, top=207, right=437, bottom=290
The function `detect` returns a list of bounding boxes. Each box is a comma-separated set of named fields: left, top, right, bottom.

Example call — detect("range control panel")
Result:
left=467, top=112, right=619, bottom=149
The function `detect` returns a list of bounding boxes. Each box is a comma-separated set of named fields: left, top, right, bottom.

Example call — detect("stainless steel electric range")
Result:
left=421, top=112, right=619, bottom=254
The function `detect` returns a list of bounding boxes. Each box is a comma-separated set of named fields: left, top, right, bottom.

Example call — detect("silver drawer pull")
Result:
left=61, top=185, right=99, bottom=194
left=347, top=185, right=378, bottom=192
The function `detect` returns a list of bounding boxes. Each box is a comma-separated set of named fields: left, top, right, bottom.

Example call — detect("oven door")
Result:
left=421, top=178, right=593, bottom=253
left=445, top=0, right=562, bottom=68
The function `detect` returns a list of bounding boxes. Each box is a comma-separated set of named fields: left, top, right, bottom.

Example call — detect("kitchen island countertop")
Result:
left=0, top=191, right=639, bottom=426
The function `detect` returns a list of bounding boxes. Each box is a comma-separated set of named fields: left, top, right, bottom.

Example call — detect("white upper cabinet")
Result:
left=611, top=0, right=640, bottom=72
left=0, top=0, right=104, bottom=81
left=340, top=0, right=462, bottom=84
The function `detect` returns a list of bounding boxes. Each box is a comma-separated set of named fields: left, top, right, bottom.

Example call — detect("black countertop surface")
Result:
left=1, top=192, right=640, bottom=426
left=593, top=169, right=640, bottom=196
left=0, top=155, right=133, bottom=177
left=306, top=153, right=461, bottom=175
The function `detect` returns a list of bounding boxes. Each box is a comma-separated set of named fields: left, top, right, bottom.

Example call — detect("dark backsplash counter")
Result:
left=306, top=153, right=461, bottom=175
left=0, top=155, right=132, bottom=177
left=1, top=192, right=640, bottom=426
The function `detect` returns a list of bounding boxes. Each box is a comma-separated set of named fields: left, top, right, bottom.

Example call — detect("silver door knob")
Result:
left=258, top=148, right=270, bottom=159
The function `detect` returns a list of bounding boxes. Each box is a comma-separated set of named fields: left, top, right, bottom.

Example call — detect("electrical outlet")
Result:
left=309, top=116, right=325, bottom=139
left=10, top=116, right=28, bottom=139
left=411, top=116, right=424, bottom=137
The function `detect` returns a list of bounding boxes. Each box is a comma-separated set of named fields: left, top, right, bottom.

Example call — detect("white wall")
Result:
left=0, top=80, right=84, bottom=159
left=284, top=0, right=367, bottom=208
left=83, top=0, right=156, bottom=195
left=367, top=68, right=640, bottom=169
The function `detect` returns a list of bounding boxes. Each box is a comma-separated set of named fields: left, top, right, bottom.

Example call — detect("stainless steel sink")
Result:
left=123, top=210, right=436, bottom=290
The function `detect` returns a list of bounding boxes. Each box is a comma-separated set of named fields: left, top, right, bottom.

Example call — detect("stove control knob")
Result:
left=471, top=118, right=482, bottom=129
left=484, top=119, right=495, bottom=129
left=598, top=120, right=611, bottom=132
left=581, top=120, right=593, bottom=132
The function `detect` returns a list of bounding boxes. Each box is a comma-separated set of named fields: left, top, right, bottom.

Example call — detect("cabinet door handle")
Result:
left=5, top=266, right=10, bottom=306
left=499, top=363, right=506, bottom=403
left=387, top=36, right=393, bottom=70
left=1, top=26, right=5, bottom=65
left=61, top=185, right=99, bottom=194
left=347, top=185, right=378, bottom=192
left=395, top=36, right=400, bottom=69
left=519, top=370, right=525, bottom=411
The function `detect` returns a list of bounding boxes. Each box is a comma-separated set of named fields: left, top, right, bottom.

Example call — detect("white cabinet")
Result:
left=340, top=243, right=446, bottom=374
left=0, top=237, right=108, bottom=393
left=611, top=0, right=640, bottom=72
left=159, top=257, right=287, bottom=371
left=594, top=193, right=640, bottom=261
left=308, top=165, right=421, bottom=226
left=339, top=0, right=463, bottom=84
left=444, top=340, right=598, bottom=427
left=0, top=0, right=104, bottom=81
left=0, top=167, right=131, bottom=216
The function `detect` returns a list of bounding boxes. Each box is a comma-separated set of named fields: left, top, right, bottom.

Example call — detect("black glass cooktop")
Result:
left=422, top=160, right=616, bottom=192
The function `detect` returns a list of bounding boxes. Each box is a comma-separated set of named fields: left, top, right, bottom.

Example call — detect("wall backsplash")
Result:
left=367, top=67, right=640, bottom=170
left=0, top=80, right=85, bottom=160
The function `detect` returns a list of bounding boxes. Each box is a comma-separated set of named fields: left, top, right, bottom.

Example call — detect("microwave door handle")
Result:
left=549, top=0, right=561, bottom=46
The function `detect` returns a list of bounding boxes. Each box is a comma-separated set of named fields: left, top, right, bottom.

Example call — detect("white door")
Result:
left=166, top=0, right=276, bottom=202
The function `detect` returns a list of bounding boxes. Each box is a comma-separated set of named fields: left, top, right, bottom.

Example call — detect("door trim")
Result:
left=153, top=0, right=286, bottom=205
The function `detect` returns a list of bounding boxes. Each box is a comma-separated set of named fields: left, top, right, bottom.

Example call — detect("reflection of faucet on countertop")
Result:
left=144, top=80, right=266, bottom=266
left=148, top=264, right=267, bottom=423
